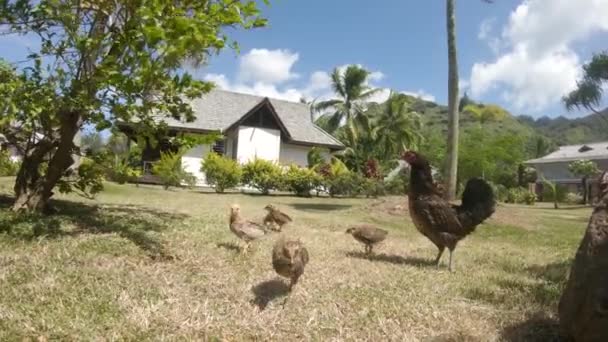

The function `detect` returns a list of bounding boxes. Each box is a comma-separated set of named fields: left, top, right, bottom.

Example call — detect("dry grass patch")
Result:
left=0, top=179, right=591, bottom=340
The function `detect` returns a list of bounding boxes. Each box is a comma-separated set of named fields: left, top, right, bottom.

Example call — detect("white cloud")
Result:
left=470, top=0, right=608, bottom=112
left=238, top=48, right=299, bottom=84
left=369, top=71, right=385, bottom=82
left=478, top=18, right=495, bottom=41
left=364, top=88, right=436, bottom=104
left=402, top=90, right=436, bottom=102
left=202, top=50, right=435, bottom=108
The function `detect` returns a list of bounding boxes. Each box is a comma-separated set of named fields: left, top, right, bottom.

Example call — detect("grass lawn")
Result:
left=0, top=177, right=590, bottom=341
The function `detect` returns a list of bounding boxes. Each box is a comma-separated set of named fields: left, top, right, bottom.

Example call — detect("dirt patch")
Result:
left=486, top=204, right=537, bottom=230
left=366, top=196, right=409, bottom=216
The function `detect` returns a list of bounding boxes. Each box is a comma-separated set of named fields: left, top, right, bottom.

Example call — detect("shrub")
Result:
left=307, top=147, right=326, bottom=168
left=384, top=172, right=408, bottom=195
left=241, top=158, right=283, bottom=194
left=541, top=183, right=568, bottom=203
left=363, top=158, right=382, bottom=179
left=283, top=164, right=322, bottom=197
left=487, top=181, right=508, bottom=202
left=362, top=177, right=385, bottom=198
left=505, top=187, right=536, bottom=205
left=565, top=192, right=583, bottom=204
left=0, top=150, right=20, bottom=176
left=152, top=150, right=195, bottom=190
left=107, top=158, right=141, bottom=184
left=201, top=152, right=242, bottom=193
left=324, top=171, right=352, bottom=197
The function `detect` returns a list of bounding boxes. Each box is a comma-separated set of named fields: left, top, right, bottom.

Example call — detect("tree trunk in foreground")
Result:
left=582, top=176, right=588, bottom=205
left=444, top=0, right=460, bottom=201
left=12, top=112, right=81, bottom=213
left=559, top=192, right=608, bottom=341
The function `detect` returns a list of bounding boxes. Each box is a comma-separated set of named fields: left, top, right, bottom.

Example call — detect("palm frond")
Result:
left=330, top=68, right=346, bottom=99
left=313, top=99, right=343, bottom=113
left=359, top=88, right=383, bottom=102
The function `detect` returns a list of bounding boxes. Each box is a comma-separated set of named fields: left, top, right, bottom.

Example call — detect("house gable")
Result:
left=224, top=98, right=291, bottom=140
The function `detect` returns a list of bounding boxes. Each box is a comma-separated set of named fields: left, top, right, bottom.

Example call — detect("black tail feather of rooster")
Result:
left=455, top=178, right=496, bottom=233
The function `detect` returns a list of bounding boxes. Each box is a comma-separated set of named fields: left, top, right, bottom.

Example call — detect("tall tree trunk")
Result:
left=12, top=112, right=81, bottom=213
left=582, top=176, right=588, bottom=205
left=444, top=0, right=460, bottom=200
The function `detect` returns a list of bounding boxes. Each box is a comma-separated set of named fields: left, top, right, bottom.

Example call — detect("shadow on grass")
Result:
left=288, top=203, right=352, bottom=212
left=463, top=259, right=571, bottom=310
left=216, top=242, right=241, bottom=253
left=346, top=251, right=436, bottom=267
left=250, top=279, right=290, bottom=311
left=499, top=313, right=562, bottom=342
left=0, top=195, right=187, bottom=261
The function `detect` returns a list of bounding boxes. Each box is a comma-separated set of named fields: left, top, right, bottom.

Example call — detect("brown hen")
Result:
left=401, top=150, right=496, bottom=271
left=263, top=204, right=292, bottom=232
left=229, top=204, right=267, bottom=253
left=272, top=237, right=309, bottom=291
left=346, top=225, right=388, bottom=255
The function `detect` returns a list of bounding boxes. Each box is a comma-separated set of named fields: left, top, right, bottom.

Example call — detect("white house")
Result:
left=525, top=141, right=608, bottom=196
left=120, top=89, right=344, bottom=186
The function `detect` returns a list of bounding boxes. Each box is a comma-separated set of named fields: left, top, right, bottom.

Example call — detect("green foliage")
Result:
left=0, top=151, right=20, bottom=177
left=459, top=127, right=526, bottom=187
left=0, top=0, right=269, bottom=211
left=565, top=192, right=583, bottom=205
left=371, top=92, right=422, bottom=159
left=313, top=65, right=379, bottom=137
left=307, top=147, right=326, bottom=168
left=282, top=165, right=322, bottom=197
left=57, top=158, right=105, bottom=199
left=107, top=158, right=142, bottom=185
left=505, top=187, right=536, bottom=205
left=152, top=151, right=195, bottom=190
left=568, top=160, right=600, bottom=178
left=172, top=132, right=223, bottom=151
left=241, top=158, right=283, bottom=194
left=201, top=153, right=242, bottom=193
left=462, top=104, right=507, bottom=125
left=563, top=51, right=608, bottom=114
left=384, top=170, right=409, bottom=195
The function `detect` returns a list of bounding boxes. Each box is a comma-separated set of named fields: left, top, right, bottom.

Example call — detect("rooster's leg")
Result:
left=434, top=247, right=445, bottom=267
left=448, top=249, right=455, bottom=272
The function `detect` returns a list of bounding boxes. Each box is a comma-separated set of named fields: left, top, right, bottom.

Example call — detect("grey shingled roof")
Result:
left=159, top=89, right=344, bottom=149
left=525, top=141, right=608, bottom=164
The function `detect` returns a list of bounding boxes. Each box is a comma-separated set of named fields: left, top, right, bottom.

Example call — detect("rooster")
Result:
left=401, top=150, right=496, bottom=271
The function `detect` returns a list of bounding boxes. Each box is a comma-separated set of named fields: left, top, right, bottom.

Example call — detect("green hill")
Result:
left=517, top=109, right=608, bottom=145
left=396, top=95, right=607, bottom=147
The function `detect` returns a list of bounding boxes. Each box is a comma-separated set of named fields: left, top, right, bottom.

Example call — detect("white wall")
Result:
left=182, top=144, right=211, bottom=186
left=236, top=126, right=281, bottom=164
left=279, top=143, right=330, bottom=167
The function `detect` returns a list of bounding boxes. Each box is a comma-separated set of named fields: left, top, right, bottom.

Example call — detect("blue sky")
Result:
left=2, top=0, right=608, bottom=118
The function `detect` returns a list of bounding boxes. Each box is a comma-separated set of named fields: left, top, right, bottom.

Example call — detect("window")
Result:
left=212, top=140, right=225, bottom=155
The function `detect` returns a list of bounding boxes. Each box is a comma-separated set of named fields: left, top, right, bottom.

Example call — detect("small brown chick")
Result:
left=264, top=204, right=292, bottom=232
left=346, top=224, right=388, bottom=255
left=272, top=237, right=309, bottom=291
left=229, top=204, right=267, bottom=253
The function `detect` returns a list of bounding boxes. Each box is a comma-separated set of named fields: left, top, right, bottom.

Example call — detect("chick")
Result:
left=346, top=224, right=388, bottom=255
left=229, top=204, right=267, bottom=253
left=272, top=237, right=309, bottom=291
left=263, top=204, right=292, bottom=232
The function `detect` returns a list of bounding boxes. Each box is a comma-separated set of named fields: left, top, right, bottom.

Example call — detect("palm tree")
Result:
left=445, top=0, right=460, bottom=200
left=314, top=65, right=380, bottom=139
left=372, top=92, right=422, bottom=160
left=444, top=0, right=493, bottom=200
